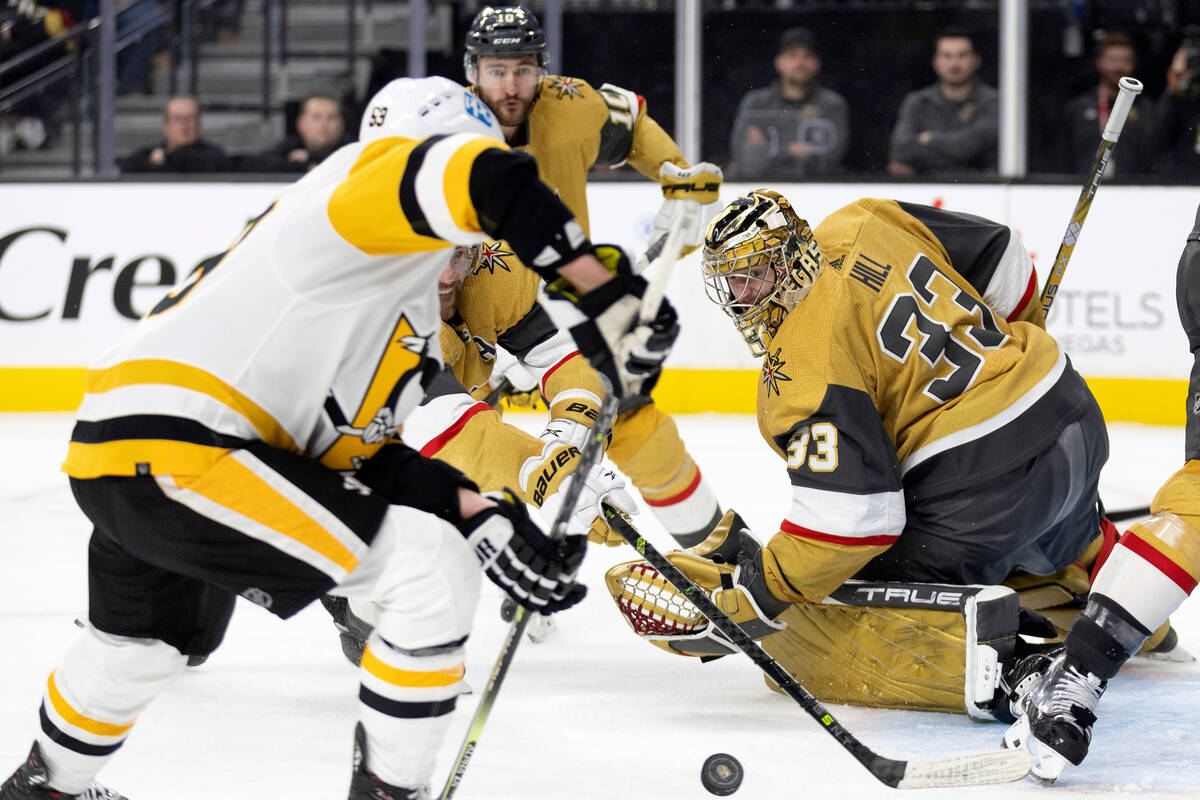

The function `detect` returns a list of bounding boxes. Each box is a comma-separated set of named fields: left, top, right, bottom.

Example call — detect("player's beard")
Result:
left=483, top=90, right=536, bottom=129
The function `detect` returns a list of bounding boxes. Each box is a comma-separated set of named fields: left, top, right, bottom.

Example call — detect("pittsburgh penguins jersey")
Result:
left=760, top=198, right=1093, bottom=600
left=64, top=133, right=590, bottom=480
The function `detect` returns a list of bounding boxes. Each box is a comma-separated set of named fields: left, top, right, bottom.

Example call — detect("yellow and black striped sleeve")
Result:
left=329, top=133, right=592, bottom=280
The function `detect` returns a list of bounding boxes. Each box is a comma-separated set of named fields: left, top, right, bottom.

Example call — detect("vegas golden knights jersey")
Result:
left=760, top=198, right=1093, bottom=600
left=63, top=132, right=580, bottom=480
left=404, top=76, right=688, bottom=494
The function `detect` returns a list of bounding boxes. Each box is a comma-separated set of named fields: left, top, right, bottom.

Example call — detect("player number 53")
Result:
left=787, top=422, right=839, bottom=472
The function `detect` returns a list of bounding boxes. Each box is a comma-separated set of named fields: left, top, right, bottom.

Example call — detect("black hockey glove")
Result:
left=565, top=271, right=679, bottom=399
left=457, top=489, right=588, bottom=614
left=355, top=444, right=478, bottom=526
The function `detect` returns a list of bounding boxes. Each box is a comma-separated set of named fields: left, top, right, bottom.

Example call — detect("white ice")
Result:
left=1, top=413, right=1197, bottom=799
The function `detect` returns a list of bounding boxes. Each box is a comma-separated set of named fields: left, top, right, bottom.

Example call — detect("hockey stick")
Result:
left=440, top=215, right=691, bottom=798
left=1106, top=505, right=1150, bottom=523
left=439, top=392, right=618, bottom=800
left=600, top=504, right=1033, bottom=789
left=1040, top=76, right=1143, bottom=318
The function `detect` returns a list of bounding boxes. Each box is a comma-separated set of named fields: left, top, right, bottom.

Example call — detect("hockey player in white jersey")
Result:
left=0, top=77, right=678, bottom=800
left=1003, top=204, right=1200, bottom=784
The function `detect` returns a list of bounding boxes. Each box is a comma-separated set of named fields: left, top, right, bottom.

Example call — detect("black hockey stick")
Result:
left=1107, top=505, right=1151, bottom=523
left=1040, top=76, right=1143, bottom=318
left=439, top=391, right=619, bottom=799
left=600, top=504, right=1033, bottom=789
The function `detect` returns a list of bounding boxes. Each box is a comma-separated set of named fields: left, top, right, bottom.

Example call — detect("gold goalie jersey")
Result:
left=63, top=133, right=537, bottom=480
left=760, top=198, right=1093, bottom=601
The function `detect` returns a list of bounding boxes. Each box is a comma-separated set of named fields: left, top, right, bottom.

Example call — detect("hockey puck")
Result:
left=499, top=596, right=518, bottom=623
left=700, top=753, right=743, bottom=796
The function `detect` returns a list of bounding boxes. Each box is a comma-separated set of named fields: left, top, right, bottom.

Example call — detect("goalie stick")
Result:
left=1040, top=76, right=1143, bottom=318
left=600, top=504, right=1033, bottom=789
left=440, top=213, right=693, bottom=798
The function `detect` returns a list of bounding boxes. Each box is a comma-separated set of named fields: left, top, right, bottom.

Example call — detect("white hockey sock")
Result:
left=38, top=626, right=186, bottom=794
left=1090, top=523, right=1198, bottom=635
left=645, top=470, right=722, bottom=547
left=357, top=631, right=466, bottom=789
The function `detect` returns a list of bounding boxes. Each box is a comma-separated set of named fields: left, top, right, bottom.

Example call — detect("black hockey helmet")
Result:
left=463, top=5, right=548, bottom=82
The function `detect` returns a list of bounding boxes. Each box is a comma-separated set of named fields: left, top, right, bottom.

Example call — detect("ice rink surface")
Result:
left=1, top=412, right=1197, bottom=799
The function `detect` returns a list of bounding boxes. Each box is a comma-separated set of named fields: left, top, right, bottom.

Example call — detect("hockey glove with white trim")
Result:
left=488, top=348, right=541, bottom=409
left=457, top=489, right=587, bottom=613
left=566, top=272, right=678, bottom=399
left=541, top=462, right=639, bottom=547
left=650, top=161, right=723, bottom=260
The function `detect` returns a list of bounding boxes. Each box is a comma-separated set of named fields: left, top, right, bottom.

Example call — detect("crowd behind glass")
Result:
left=3, top=0, right=1200, bottom=182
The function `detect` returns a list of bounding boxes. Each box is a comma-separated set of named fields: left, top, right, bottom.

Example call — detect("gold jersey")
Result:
left=760, top=198, right=1095, bottom=600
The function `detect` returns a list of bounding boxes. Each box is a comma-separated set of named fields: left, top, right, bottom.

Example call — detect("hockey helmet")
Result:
left=463, top=5, right=548, bottom=83
left=701, top=190, right=823, bottom=356
left=358, top=76, right=503, bottom=143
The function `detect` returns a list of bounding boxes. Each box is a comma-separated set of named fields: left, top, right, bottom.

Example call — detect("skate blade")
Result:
left=1002, top=716, right=1067, bottom=785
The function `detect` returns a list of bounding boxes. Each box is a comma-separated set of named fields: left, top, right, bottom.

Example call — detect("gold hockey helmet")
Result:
left=701, top=189, right=822, bottom=356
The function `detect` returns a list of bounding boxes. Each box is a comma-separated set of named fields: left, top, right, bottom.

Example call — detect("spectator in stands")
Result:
left=1060, top=32, right=1155, bottom=178
left=1153, top=40, right=1200, bottom=180
left=728, top=26, right=849, bottom=179
left=117, top=96, right=231, bottom=173
left=888, top=27, right=998, bottom=176
left=243, top=93, right=350, bottom=173
left=0, top=0, right=78, bottom=155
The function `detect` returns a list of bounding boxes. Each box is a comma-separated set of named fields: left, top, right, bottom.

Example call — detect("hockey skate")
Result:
left=1002, top=652, right=1106, bottom=784
left=347, top=723, right=430, bottom=800
left=981, top=643, right=1060, bottom=723
left=0, top=742, right=126, bottom=800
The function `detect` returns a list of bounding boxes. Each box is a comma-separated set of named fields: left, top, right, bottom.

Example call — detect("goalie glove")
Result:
left=605, top=510, right=797, bottom=657
left=545, top=263, right=679, bottom=400
left=457, top=489, right=587, bottom=614
left=649, top=161, right=723, bottom=261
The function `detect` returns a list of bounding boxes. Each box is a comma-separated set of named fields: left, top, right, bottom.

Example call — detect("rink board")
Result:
left=0, top=180, right=1196, bottom=422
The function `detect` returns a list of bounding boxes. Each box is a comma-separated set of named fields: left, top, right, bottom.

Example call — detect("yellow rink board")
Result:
left=1, top=367, right=1189, bottom=426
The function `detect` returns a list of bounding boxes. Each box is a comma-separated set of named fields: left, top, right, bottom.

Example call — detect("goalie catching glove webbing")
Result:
left=605, top=509, right=799, bottom=656
left=458, top=488, right=587, bottom=613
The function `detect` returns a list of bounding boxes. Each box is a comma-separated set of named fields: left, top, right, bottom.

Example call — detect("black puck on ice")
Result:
left=700, top=753, right=743, bottom=796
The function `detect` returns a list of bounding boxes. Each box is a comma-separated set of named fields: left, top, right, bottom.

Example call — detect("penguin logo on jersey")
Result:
left=548, top=76, right=585, bottom=100
left=762, top=348, right=792, bottom=397
left=473, top=241, right=516, bottom=274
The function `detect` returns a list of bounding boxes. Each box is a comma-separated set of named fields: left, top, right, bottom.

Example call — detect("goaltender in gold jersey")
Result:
left=605, top=190, right=1142, bottom=722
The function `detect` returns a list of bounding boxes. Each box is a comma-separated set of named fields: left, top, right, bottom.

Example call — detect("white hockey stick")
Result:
left=639, top=202, right=697, bottom=325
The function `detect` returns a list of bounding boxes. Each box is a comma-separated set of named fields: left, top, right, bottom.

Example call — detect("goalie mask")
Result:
left=701, top=189, right=823, bottom=357
left=463, top=5, right=549, bottom=84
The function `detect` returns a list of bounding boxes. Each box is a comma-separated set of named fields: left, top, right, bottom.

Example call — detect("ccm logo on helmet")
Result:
left=367, top=106, right=388, bottom=128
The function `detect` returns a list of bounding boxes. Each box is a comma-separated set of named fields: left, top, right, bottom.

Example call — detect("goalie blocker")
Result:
left=606, top=510, right=1058, bottom=722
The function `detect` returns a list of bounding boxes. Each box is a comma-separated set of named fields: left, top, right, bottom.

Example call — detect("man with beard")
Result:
left=888, top=27, right=999, bottom=176
left=422, top=5, right=728, bottom=548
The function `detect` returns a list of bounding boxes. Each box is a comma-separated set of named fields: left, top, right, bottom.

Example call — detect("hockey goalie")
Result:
left=606, top=189, right=1179, bottom=724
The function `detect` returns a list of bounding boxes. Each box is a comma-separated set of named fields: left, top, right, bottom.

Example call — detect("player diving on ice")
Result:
left=607, top=189, right=1179, bottom=733
left=1001, top=204, right=1200, bottom=784
left=0, top=77, right=678, bottom=800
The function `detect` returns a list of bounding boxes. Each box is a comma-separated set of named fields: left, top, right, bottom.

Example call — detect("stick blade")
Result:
left=896, top=748, right=1031, bottom=789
